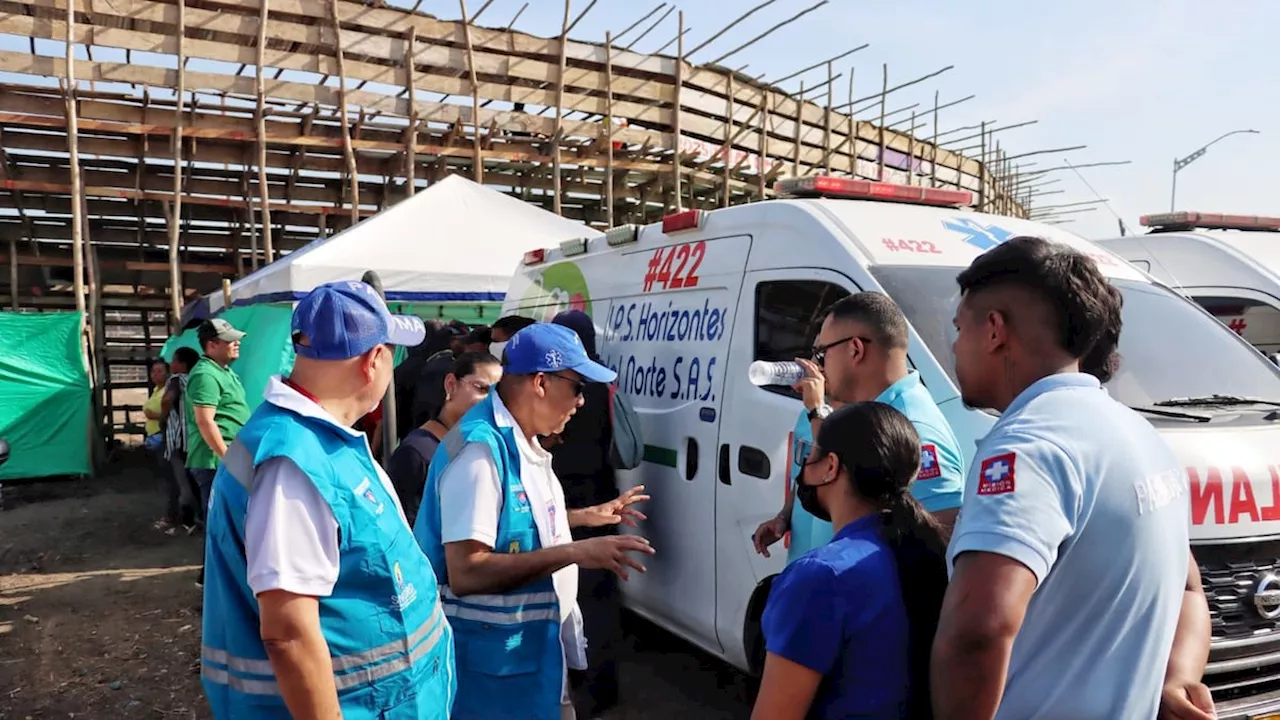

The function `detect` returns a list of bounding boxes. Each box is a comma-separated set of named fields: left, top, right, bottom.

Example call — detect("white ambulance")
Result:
left=1097, top=212, right=1280, bottom=359
left=504, top=176, right=1280, bottom=718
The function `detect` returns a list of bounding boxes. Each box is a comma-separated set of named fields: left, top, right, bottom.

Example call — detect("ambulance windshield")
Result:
left=870, top=266, right=1280, bottom=408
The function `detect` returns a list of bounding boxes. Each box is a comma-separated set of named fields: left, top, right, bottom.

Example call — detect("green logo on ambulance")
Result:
left=517, top=261, right=593, bottom=321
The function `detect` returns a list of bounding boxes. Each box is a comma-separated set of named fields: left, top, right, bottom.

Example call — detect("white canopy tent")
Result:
left=202, top=175, right=600, bottom=314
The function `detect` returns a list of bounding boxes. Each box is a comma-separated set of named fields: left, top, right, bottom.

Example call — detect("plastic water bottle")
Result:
left=748, top=360, right=805, bottom=387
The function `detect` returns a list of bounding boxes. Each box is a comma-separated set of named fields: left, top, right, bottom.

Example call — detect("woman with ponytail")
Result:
left=750, top=402, right=948, bottom=720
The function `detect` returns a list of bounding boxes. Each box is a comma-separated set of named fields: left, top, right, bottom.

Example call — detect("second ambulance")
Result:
left=505, top=175, right=1280, bottom=718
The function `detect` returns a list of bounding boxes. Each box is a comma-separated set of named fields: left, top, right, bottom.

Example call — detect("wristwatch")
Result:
left=807, top=403, right=833, bottom=421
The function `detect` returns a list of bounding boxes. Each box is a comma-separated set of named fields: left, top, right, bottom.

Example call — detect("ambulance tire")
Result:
left=743, top=575, right=777, bottom=678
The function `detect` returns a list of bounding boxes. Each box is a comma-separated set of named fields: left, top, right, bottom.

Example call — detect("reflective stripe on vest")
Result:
left=203, top=594, right=449, bottom=694
left=440, top=587, right=559, bottom=625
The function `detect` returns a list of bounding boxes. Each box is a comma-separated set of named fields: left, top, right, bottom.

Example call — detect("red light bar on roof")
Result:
left=1140, top=212, right=1280, bottom=232
left=773, top=175, right=974, bottom=208
left=522, top=248, right=547, bottom=265
left=662, top=208, right=706, bottom=234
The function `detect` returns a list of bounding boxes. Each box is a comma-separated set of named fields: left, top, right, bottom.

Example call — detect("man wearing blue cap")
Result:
left=201, top=281, right=455, bottom=720
left=415, top=322, right=655, bottom=720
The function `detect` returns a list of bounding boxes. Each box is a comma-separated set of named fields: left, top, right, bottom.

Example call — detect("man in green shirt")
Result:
left=186, top=318, right=250, bottom=588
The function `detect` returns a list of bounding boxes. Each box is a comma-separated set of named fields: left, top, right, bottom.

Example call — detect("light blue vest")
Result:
left=414, top=395, right=565, bottom=720
left=201, top=400, right=455, bottom=719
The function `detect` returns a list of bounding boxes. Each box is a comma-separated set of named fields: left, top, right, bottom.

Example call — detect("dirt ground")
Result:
left=0, top=453, right=752, bottom=720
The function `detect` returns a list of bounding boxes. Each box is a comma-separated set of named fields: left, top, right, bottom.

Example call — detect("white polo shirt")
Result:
left=244, top=377, right=411, bottom=598
left=436, top=391, right=584, bottom=699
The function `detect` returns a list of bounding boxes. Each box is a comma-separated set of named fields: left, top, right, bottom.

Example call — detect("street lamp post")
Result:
left=1171, top=129, right=1260, bottom=210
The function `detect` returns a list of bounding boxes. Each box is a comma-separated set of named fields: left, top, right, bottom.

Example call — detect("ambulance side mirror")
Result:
left=1270, top=353, right=1280, bottom=368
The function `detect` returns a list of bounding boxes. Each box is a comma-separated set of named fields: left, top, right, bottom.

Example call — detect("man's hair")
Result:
left=956, top=236, right=1123, bottom=382
left=493, top=315, right=536, bottom=335
left=824, top=291, right=910, bottom=350
left=173, top=347, right=201, bottom=370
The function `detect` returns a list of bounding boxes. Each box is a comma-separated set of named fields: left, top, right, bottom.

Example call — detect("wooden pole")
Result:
left=906, top=111, right=916, bottom=186
left=552, top=0, right=572, bottom=215
left=930, top=90, right=939, bottom=188
left=877, top=63, right=888, bottom=182
left=404, top=27, right=418, bottom=196
left=329, top=0, right=360, bottom=226
left=458, top=0, right=483, bottom=183
left=978, top=121, right=988, bottom=208
left=823, top=61, right=833, bottom=174
left=604, top=30, right=615, bottom=227
left=671, top=10, right=684, bottom=211
left=757, top=94, right=768, bottom=199
left=8, top=238, right=17, bottom=310
left=168, top=0, right=186, bottom=329
left=722, top=73, right=733, bottom=208
left=65, top=0, right=87, bottom=318
left=846, top=67, right=856, bottom=176
left=793, top=81, right=804, bottom=177
left=256, top=0, right=275, bottom=264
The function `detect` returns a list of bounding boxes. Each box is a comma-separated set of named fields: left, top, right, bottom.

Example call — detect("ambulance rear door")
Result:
left=594, top=220, right=751, bottom=655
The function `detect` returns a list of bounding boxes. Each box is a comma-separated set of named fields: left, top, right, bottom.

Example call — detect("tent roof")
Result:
left=206, top=175, right=600, bottom=313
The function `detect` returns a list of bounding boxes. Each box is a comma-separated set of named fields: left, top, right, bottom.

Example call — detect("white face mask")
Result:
left=489, top=340, right=508, bottom=361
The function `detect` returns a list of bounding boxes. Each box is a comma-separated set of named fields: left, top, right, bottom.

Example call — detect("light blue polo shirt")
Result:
left=946, top=373, right=1190, bottom=719
left=786, top=371, right=966, bottom=565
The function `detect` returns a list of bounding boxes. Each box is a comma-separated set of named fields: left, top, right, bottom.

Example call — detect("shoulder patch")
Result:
left=977, top=452, right=1016, bottom=495
left=918, top=444, right=941, bottom=480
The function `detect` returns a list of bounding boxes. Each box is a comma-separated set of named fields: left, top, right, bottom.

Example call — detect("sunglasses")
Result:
left=543, top=373, right=586, bottom=397
left=811, top=334, right=872, bottom=367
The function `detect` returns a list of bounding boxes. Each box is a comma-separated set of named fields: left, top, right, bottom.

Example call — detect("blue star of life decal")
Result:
left=941, top=218, right=1015, bottom=251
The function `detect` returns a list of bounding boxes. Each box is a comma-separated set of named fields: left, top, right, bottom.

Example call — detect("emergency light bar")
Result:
left=773, top=175, right=975, bottom=208
left=605, top=224, right=640, bottom=247
left=559, top=237, right=589, bottom=257
left=1140, top=211, right=1280, bottom=233
left=661, top=208, right=707, bottom=234
left=522, top=248, right=547, bottom=265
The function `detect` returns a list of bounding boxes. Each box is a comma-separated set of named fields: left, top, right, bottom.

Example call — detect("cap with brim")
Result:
left=198, top=318, right=246, bottom=343
left=503, top=322, right=617, bottom=384
left=292, top=281, right=426, bottom=361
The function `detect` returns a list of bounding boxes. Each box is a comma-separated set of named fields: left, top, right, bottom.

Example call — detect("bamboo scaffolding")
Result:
left=604, top=30, right=614, bottom=227
left=459, top=0, right=483, bottom=184
left=877, top=64, right=888, bottom=181
left=404, top=27, right=417, bottom=196
left=552, top=0, right=571, bottom=215
left=671, top=10, right=684, bottom=211
left=65, top=0, right=87, bottom=317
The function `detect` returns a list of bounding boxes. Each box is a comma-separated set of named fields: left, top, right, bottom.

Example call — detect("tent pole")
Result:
left=361, top=270, right=398, bottom=457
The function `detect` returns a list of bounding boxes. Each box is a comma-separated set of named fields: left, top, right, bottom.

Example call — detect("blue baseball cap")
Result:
left=291, top=281, right=426, bottom=360
left=504, top=322, right=617, bottom=384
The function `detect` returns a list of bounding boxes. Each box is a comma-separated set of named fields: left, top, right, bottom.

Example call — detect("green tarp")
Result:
left=0, top=311, right=92, bottom=480
left=161, top=301, right=499, bottom=412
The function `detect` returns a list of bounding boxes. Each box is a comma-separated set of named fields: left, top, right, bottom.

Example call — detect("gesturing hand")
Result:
left=753, top=514, right=789, bottom=558
left=577, top=485, right=651, bottom=528
left=573, top=534, right=655, bottom=580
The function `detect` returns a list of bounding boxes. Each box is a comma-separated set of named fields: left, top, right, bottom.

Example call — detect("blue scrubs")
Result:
left=763, top=514, right=909, bottom=720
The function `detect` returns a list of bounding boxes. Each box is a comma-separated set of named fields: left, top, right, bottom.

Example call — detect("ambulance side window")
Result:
left=754, top=280, right=851, bottom=398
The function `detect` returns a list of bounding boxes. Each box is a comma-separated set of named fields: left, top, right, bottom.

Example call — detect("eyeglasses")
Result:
left=811, top=334, right=872, bottom=368
left=543, top=373, right=586, bottom=397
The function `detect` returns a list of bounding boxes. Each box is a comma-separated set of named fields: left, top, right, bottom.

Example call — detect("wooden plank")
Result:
left=604, top=30, right=613, bottom=227
left=328, top=0, right=360, bottom=224
left=671, top=10, right=684, bottom=211
left=0, top=178, right=380, bottom=217
left=0, top=253, right=235, bottom=274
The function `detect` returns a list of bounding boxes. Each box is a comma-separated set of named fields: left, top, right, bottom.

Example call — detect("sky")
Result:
left=441, top=0, right=1278, bottom=239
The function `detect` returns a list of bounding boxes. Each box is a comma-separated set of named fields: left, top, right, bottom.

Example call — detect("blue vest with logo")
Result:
left=414, top=395, right=564, bottom=720
left=201, top=400, right=455, bottom=719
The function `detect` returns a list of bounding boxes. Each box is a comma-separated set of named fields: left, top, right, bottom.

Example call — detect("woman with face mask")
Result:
left=751, top=402, right=949, bottom=720
left=386, top=351, right=501, bottom=527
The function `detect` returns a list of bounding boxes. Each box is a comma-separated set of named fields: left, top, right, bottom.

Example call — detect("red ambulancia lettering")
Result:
left=1189, top=465, right=1280, bottom=525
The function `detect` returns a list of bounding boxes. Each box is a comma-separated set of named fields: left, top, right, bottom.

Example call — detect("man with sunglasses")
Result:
left=414, top=322, right=654, bottom=720
left=754, top=292, right=966, bottom=565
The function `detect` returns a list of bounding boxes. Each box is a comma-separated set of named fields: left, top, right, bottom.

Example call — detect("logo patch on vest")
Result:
left=508, top=540, right=522, bottom=553
left=918, top=444, right=941, bottom=480
left=354, top=478, right=385, bottom=516
left=391, top=561, right=418, bottom=610
left=513, top=489, right=531, bottom=514
left=978, top=453, right=1016, bottom=496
